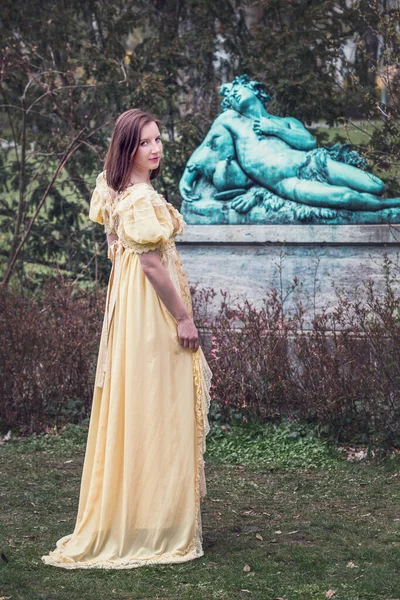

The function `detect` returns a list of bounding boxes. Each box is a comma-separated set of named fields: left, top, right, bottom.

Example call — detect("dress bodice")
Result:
left=89, top=171, right=186, bottom=253
left=89, top=170, right=193, bottom=320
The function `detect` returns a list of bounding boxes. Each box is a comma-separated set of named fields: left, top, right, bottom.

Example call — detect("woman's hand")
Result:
left=177, top=317, right=199, bottom=351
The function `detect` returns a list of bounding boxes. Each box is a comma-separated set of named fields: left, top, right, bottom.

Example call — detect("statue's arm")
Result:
left=180, top=160, right=201, bottom=196
left=253, top=116, right=317, bottom=151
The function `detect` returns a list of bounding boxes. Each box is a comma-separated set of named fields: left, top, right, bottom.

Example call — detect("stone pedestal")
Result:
left=176, top=224, right=400, bottom=327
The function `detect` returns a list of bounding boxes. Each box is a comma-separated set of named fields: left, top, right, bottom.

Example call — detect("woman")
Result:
left=41, top=108, right=212, bottom=569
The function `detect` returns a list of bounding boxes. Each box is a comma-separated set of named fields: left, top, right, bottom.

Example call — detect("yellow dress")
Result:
left=41, top=172, right=212, bottom=569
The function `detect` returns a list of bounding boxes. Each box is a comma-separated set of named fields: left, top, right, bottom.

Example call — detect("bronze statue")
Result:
left=180, top=75, right=400, bottom=224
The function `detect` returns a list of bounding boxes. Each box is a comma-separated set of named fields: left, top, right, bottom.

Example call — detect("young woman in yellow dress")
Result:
left=41, top=108, right=212, bottom=569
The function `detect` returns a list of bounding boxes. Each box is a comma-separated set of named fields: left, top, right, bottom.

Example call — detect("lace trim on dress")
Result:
left=174, top=252, right=193, bottom=317
left=41, top=538, right=205, bottom=569
left=193, top=347, right=212, bottom=502
left=120, top=240, right=165, bottom=254
left=119, top=236, right=177, bottom=255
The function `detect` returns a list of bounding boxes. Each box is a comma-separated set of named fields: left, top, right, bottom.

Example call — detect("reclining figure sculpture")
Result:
left=179, top=75, right=400, bottom=224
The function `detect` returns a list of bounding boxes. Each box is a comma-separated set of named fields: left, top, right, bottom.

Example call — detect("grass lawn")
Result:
left=311, top=121, right=382, bottom=146
left=0, top=425, right=399, bottom=600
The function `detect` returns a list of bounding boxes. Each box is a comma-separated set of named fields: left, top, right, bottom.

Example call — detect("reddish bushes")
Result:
left=1, top=256, right=400, bottom=448
left=0, top=280, right=105, bottom=434
left=191, top=256, right=400, bottom=448
left=193, top=287, right=295, bottom=421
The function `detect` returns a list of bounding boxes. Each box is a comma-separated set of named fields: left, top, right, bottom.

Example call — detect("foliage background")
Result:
left=1, top=0, right=399, bottom=289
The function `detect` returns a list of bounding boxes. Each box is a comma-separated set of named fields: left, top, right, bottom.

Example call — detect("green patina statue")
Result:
left=179, top=75, right=400, bottom=224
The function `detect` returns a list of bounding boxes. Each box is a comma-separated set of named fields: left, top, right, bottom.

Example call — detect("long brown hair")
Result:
left=104, top=109, right=161, bottom=192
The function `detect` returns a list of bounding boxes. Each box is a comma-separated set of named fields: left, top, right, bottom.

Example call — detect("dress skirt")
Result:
left=41, top=241, right=212, bottom=569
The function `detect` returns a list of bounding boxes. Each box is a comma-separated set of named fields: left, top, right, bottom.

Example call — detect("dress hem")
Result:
left=41, top=540, right=204, bottom=570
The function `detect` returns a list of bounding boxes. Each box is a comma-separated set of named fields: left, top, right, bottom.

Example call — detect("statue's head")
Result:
left=219, top=75, right=272, bottom=112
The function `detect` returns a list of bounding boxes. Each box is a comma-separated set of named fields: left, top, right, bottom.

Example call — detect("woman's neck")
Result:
left=128, top=167, right=151, bottom=185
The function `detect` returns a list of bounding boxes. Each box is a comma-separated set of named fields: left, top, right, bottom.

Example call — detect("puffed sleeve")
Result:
left=115, top=184, right=174, bottom=253
left=89, top=171, right=117, bottom=234
left=89, top=172, right=107, bottom=225
left=164, top=200, right=186, bottom=237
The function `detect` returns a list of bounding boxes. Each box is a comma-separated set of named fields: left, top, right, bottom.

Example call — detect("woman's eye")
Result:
left=140, top=138, right=161, bottom=145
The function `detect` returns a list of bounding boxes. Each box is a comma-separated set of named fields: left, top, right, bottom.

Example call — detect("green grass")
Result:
left=207, top=421, right=341, bottom=471
left=312, top=120, right=383, bottom=146
left=1, top=423, right=400, bottom=600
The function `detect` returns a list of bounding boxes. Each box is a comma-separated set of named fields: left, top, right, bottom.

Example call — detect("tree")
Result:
left=2, top=0, right=398, bottom=289
left=0, top=0, right=249, bottom=288
left=243, top=0, right=399, bottom=193
left=344, top=0, right=400, bottom=195
left=0, top=0, right=162, bottom=288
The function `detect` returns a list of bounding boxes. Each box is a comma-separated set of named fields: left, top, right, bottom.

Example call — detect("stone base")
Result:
left=181, top=198, right=400, bottom=225
left=176, top=224, right=400, bottom=328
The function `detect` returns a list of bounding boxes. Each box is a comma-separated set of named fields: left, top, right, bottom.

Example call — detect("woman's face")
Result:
left=133, top=121, right=162, bottom=172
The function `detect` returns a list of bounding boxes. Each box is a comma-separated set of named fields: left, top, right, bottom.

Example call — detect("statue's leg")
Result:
left=325, top=158, right=385, bottom=195
left=274, top=177, right=400, bottom=211
left=230, top=188, right=264, bottom=214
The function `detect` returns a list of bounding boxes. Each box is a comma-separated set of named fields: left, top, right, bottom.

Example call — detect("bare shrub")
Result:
left=2, top=255, right=400, bottom=449
left=0, top=279, right=105, bottom=434
left=192, top=254, right=400, bottom=449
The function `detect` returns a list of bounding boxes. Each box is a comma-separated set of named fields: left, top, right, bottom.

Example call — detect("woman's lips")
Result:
left=150, top=156, right=160, bottom=161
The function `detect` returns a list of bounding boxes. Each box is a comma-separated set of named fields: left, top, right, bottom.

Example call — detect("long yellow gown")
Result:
left=41, top=172, right=212, bottom=569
